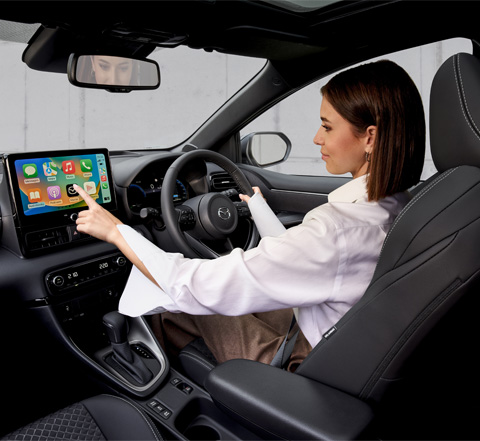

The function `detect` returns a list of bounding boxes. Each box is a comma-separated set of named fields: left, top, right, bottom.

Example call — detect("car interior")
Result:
left=1, top=1, right=479, bottom=440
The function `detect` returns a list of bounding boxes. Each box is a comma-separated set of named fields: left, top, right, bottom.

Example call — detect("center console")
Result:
left=1, top=149, right=260, bottom=439
left=39, top=250, right=260, bottom=441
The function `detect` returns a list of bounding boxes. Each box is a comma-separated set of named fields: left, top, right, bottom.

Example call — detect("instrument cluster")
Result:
left=127, top=169, right=190, bottom=215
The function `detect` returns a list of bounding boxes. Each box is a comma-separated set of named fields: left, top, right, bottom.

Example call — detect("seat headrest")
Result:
left=430, top=52, right=480, bottom=172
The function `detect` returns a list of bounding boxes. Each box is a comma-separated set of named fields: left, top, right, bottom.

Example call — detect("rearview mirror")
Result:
left=67, top=54, right=160, bottom=93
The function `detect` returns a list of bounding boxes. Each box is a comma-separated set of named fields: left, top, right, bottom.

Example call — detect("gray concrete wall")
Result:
left=0, top=37, right=472, bottom=181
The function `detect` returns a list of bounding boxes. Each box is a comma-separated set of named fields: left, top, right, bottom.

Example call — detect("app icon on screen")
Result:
left=84, top=181, right=96, bottom=195
left=47, top=186, right=61, bottom=200
left=62, top=160, right=75, bottom=174
left=66, top=184, right=79, bottom=197
left=80, top=159, right=93, bottom=172
left=27, top=188, right=41, bottom=203
left=23, top=164, right=38, bottom=178
left=43, top=161, right=58, bottom=177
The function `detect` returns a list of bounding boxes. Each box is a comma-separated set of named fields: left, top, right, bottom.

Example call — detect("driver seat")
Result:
left=200, top=52, right=480, bottom=437
left=293, top=51, right=480, bottom=403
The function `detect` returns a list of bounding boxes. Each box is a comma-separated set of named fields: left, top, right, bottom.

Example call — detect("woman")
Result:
left=74, top=59, right=425, bottom=371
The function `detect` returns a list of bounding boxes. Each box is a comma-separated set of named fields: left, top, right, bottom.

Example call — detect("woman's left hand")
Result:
left=239, top=186, right=264, bottom=203
left=74, top=184, right=123, bottom=245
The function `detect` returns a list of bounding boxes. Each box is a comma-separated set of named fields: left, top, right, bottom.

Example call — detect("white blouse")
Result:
left=118, top=175, right=410, bottom=348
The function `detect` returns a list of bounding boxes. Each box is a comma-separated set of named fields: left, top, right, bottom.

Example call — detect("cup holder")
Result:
left=183, top=424, right=220, bottom=441
left=175, top=397, right=258, bottom=440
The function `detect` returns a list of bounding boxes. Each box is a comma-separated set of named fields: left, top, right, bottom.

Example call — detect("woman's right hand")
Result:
left=239, top=186, right=264, bottom=203
left=74, top=184, right=124, bottom=245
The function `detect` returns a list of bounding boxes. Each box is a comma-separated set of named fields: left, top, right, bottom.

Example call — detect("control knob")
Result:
left=52, top=275, right=65, bottom=287
left=115, top=256, right=127, bottom=267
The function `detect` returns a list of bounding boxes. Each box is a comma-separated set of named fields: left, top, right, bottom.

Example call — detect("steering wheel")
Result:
left=161, top=150, right=258, bottom=259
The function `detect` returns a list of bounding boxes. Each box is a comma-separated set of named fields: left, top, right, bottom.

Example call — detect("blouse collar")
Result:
left=328, top=175, right=368, bottom=203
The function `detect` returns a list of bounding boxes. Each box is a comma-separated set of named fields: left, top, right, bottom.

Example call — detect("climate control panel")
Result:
left=45, top=252, right=130, bottom=296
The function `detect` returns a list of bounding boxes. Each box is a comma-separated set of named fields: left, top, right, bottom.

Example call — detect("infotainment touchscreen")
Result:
left=4, top=148, right=116, bottom=225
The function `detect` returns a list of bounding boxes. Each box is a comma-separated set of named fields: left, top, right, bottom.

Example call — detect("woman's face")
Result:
left=91, top=56, right=133, bottom=86
left=314, top=98, right=374, bottom=179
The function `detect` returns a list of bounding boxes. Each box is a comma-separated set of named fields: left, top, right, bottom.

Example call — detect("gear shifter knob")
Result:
left=102, top=311, right=153, bottom=385
left=103, top=311, right=129, bottom=344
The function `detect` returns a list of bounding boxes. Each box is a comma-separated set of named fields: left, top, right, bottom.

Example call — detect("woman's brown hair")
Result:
left=321, top=60, right=425, bottom=201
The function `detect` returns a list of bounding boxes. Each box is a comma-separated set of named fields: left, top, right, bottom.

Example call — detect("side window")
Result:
left=241, top=38, right=472, bottom=181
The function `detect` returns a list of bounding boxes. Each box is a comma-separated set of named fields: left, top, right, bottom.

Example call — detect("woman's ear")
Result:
left=365, top=125, right=377, bottom=151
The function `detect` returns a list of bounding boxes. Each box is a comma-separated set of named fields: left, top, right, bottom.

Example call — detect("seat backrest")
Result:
left=296, top=52, right=480, bottom=404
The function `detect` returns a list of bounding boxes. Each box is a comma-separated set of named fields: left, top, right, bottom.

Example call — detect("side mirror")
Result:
left=241, top=132, right=291, bottom=168
left=67, top=54, right=160, bottom=93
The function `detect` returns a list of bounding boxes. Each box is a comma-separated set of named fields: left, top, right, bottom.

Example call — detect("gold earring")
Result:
left=365, top=152, right=371, bottom=163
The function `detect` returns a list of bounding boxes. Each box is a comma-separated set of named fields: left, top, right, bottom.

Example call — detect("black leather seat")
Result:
left=293, top=51, right=480, bottom=402
left=1, top=395, right=162, bottom=441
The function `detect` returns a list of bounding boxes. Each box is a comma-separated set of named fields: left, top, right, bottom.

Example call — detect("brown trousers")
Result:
left=150, top=308, right=312, bottom=372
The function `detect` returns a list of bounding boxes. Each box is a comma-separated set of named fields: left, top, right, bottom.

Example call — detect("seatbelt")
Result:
left=270, top=314, right=299, bottom=369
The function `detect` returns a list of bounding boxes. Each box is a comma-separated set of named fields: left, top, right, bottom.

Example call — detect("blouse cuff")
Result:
left=248, top=193, right=287, bottom=238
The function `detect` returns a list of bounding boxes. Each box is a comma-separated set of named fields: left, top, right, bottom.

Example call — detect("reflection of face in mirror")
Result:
left=90, top=56, right=134, bottom=86
left=71, top=55, right=160, bottom=90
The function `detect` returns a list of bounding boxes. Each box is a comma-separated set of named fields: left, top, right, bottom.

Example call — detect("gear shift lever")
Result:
left=104, top=310, right=129, bottom=344
left=103, top=311, right=153, bottom=385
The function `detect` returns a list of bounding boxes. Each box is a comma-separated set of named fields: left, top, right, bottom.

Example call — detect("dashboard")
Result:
left=0, top=148, right=245, bottom=258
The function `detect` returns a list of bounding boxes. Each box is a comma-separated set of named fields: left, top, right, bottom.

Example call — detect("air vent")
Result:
left=210, top=172, right=239, bottom=191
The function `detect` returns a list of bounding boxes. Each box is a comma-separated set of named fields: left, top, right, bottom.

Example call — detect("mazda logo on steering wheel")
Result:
left=217, top=207, right=231, bottom=220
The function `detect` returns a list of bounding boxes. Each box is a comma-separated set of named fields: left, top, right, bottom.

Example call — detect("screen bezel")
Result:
left=4, top=148, right=117, bottom=229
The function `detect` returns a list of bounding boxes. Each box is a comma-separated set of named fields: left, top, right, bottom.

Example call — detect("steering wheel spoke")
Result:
left=161, top=150, right=257, bottom=259
left=184, top=232, right=220, bottom=259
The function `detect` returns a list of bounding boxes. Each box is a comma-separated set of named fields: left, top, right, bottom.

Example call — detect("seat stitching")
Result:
left=101, top=394, right=162, bottom=441
left=454, top=54, right=480, bottom=140
left=380, top=167, right=458, bottom=255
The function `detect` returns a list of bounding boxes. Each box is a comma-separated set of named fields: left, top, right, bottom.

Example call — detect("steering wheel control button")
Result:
left=177, top=206, right=195, bottom=228
left=234, top=201, right=251, bottom=217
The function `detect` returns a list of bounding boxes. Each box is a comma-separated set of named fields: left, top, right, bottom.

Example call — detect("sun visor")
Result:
left=22, top=26, right=155, bottom=74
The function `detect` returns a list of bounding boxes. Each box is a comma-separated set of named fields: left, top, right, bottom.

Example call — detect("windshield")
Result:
left=0, top=37, right=265, bottom=153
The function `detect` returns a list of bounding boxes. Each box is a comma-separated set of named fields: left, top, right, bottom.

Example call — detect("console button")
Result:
left=159, top=408, right=172, bottom=419
left=52, top=275, right=65, bottom=287
left=181, top=383, right=193, bottom=394
left=115, top=256, right=127, bottom=267
left=147, top=399, right=161, bottom=409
